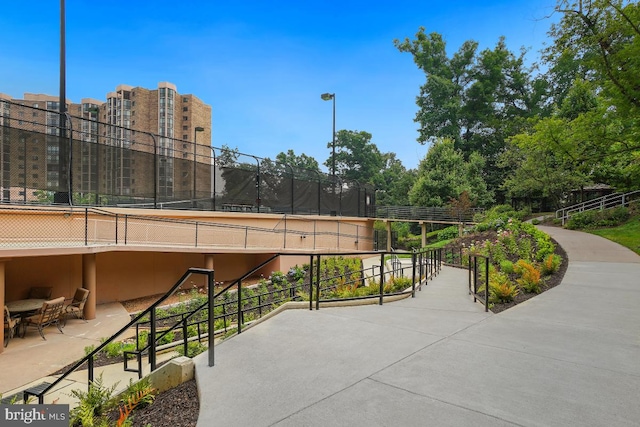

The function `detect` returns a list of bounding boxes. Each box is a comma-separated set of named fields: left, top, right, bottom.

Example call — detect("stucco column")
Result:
left=0, top=260, right=5, bottom=352
left=205, top=254, right=214, bottom=286
left=386, top=221, right=392, bottom=252
left=421, top=222, right=427, bottom=248
left=205, top=254, right=214, bottom=271
left=82, top=253, right=97, bottom=320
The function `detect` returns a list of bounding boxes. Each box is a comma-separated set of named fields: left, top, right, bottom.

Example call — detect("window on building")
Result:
left=183, top=107, right=188, bottom=112
left=183, top=97, right=188, bottom=102
left=182, top=125, right=188, bottom=130
left=33, top=112, right=38, bottom=117
left=183, top=134, right=188, bottom=139
left=183, top=116, right=188, bottom=121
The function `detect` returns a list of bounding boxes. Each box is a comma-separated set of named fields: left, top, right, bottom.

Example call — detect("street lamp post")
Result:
left=193, top=126, right=205, bottom=207
left=320, top=93, right=336, bottom=176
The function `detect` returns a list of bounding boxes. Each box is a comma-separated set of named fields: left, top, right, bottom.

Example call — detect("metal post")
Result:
left=208, top=270, right=215, bottom=366
left=193, top=127, right=204, bottom=208
left=484, top=256, right=489, bottom=312
left=309, top=255, right=314, bottom=311
left=379, top=252, right=385, bottom=305
left=149, top=307, right=156, bottom=372
left=237, top=279, right=243, bottom=334
left=150, top=133, right=158, bottom=209
left=315, top=255, right=321, bottom=310
left=411, top=251, right=416, bottom=297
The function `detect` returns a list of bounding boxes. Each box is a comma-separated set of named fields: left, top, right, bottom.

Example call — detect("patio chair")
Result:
left=62, top=288, right=90, bottom=326
left=3, top=306, right=21, bottom=347
left=28, top=286, right=53, bottom=300
left=23, top=297, right=65, bottom=340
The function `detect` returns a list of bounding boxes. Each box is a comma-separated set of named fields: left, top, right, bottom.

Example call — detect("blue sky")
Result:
left=1, top=0, right=558, bottom=171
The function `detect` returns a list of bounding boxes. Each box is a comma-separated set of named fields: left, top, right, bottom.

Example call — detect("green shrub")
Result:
left=489, top=271, right=519, bottom=303
left=176, top=341, right=207, bottom=358
left=437, top=226, right=459, bottom=241
left=541, top=254, right=562, bottom=275
left=515, top=260, right=542, bottom=293
left=69, top=373, right=118, bottom=427
left=566, top=207, right=630, bottom=229
left=269, top=270, right=288, bottom=285
left=500, top=260, right=514, bottom=274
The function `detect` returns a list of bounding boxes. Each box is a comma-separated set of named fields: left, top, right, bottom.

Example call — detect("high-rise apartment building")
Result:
left=0, top=82, right=212, bottom=203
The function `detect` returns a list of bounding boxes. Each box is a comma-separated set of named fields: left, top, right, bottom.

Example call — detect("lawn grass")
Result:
left=589, top=216, right=640, bottom=255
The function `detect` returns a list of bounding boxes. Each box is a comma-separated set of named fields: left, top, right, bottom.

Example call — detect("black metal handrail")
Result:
left=24, top=268, right=214, bottom=403
left=468, top=254, right=489, bottom=312
left=22, top=248, right=445, bottom=404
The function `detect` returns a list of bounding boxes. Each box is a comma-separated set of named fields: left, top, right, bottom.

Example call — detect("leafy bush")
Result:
left=489, top=272, right=519, bottom=303
left=69, top=373, right=118, bottom=427
left=515, top=260, right=542, bottom=293
left=566, top=207, right=630, bottom=229
left=500, top=260, right=514, bottom=274
left=269, top=271, right=288, bottom=285
left=388, top=276, right=412, bottom=292
left=176, top=341, right=207, bottom=357
left=287, top=266, right=306, bottom=281
left=541, top=254, right=562, bottom=275
left=437, top=226, right=460, bottom=241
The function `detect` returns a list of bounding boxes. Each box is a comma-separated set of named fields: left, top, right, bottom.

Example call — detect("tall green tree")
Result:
left=375, top=153, right=416, bottom=206
left=324, top=130, right=384, bottom=185
left=512, top=0, right=640, bottom=195
left=409, top=138, right=493, bottom=207
left=394, top=29, right=546, bottom=200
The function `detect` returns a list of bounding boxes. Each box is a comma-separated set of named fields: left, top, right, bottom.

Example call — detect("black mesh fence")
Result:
left=0, top=100, right=374, bottom=216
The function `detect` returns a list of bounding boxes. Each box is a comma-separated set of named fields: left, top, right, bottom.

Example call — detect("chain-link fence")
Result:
left=0, top=100, right=375, bottom=217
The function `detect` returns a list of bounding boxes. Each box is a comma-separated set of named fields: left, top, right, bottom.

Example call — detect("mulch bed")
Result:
left=104, top=379, right=199, bottom=427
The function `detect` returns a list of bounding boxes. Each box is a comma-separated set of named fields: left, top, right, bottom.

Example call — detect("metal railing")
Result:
left=468, top=254, right=489, bottom=312
left=0, top=205, right=374, bottom=251
left=374, top=205, right=481, bottom=223
left=556, top=190, right=640, bottom=225
left=21, top=248, right=443, bottom=404
left=21, top=268, right=215, bottom=403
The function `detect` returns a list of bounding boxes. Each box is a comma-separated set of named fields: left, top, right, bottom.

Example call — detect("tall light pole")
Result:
left=193, top=126, right=205, bottom=207
left=320, top=93, right=336, bottom=176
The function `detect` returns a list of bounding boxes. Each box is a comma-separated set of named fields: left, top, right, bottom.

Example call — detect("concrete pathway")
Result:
left=195, top=227, right=640, bottom=426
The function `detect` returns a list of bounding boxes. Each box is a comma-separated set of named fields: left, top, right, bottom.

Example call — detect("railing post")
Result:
left=484, top=256, right=489, bottom=312
left=473, top=256, right=478, bottom=303
left=85, top=208, right=88, bottom=245
left=149, top=307, right=156, bottom=373
left=237, top=279, right=243, bottom=334
left=88, top=356, right=94, bottom=390
left=468, top=255, right=472, bottom=295
left=379, top=252, right=385, bottom=305
left=309, top=255, right=314, bottom=311
left=208, top=269, right=215, bottom=366
left=182, top=320, right=189, bottom=357
left=411, top=250, right=416, bottom=297
left=315, top=255, right=321, bottom=310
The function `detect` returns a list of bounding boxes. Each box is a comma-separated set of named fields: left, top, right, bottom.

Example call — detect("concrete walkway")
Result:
left=194, top=227, right=640, bottom=426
